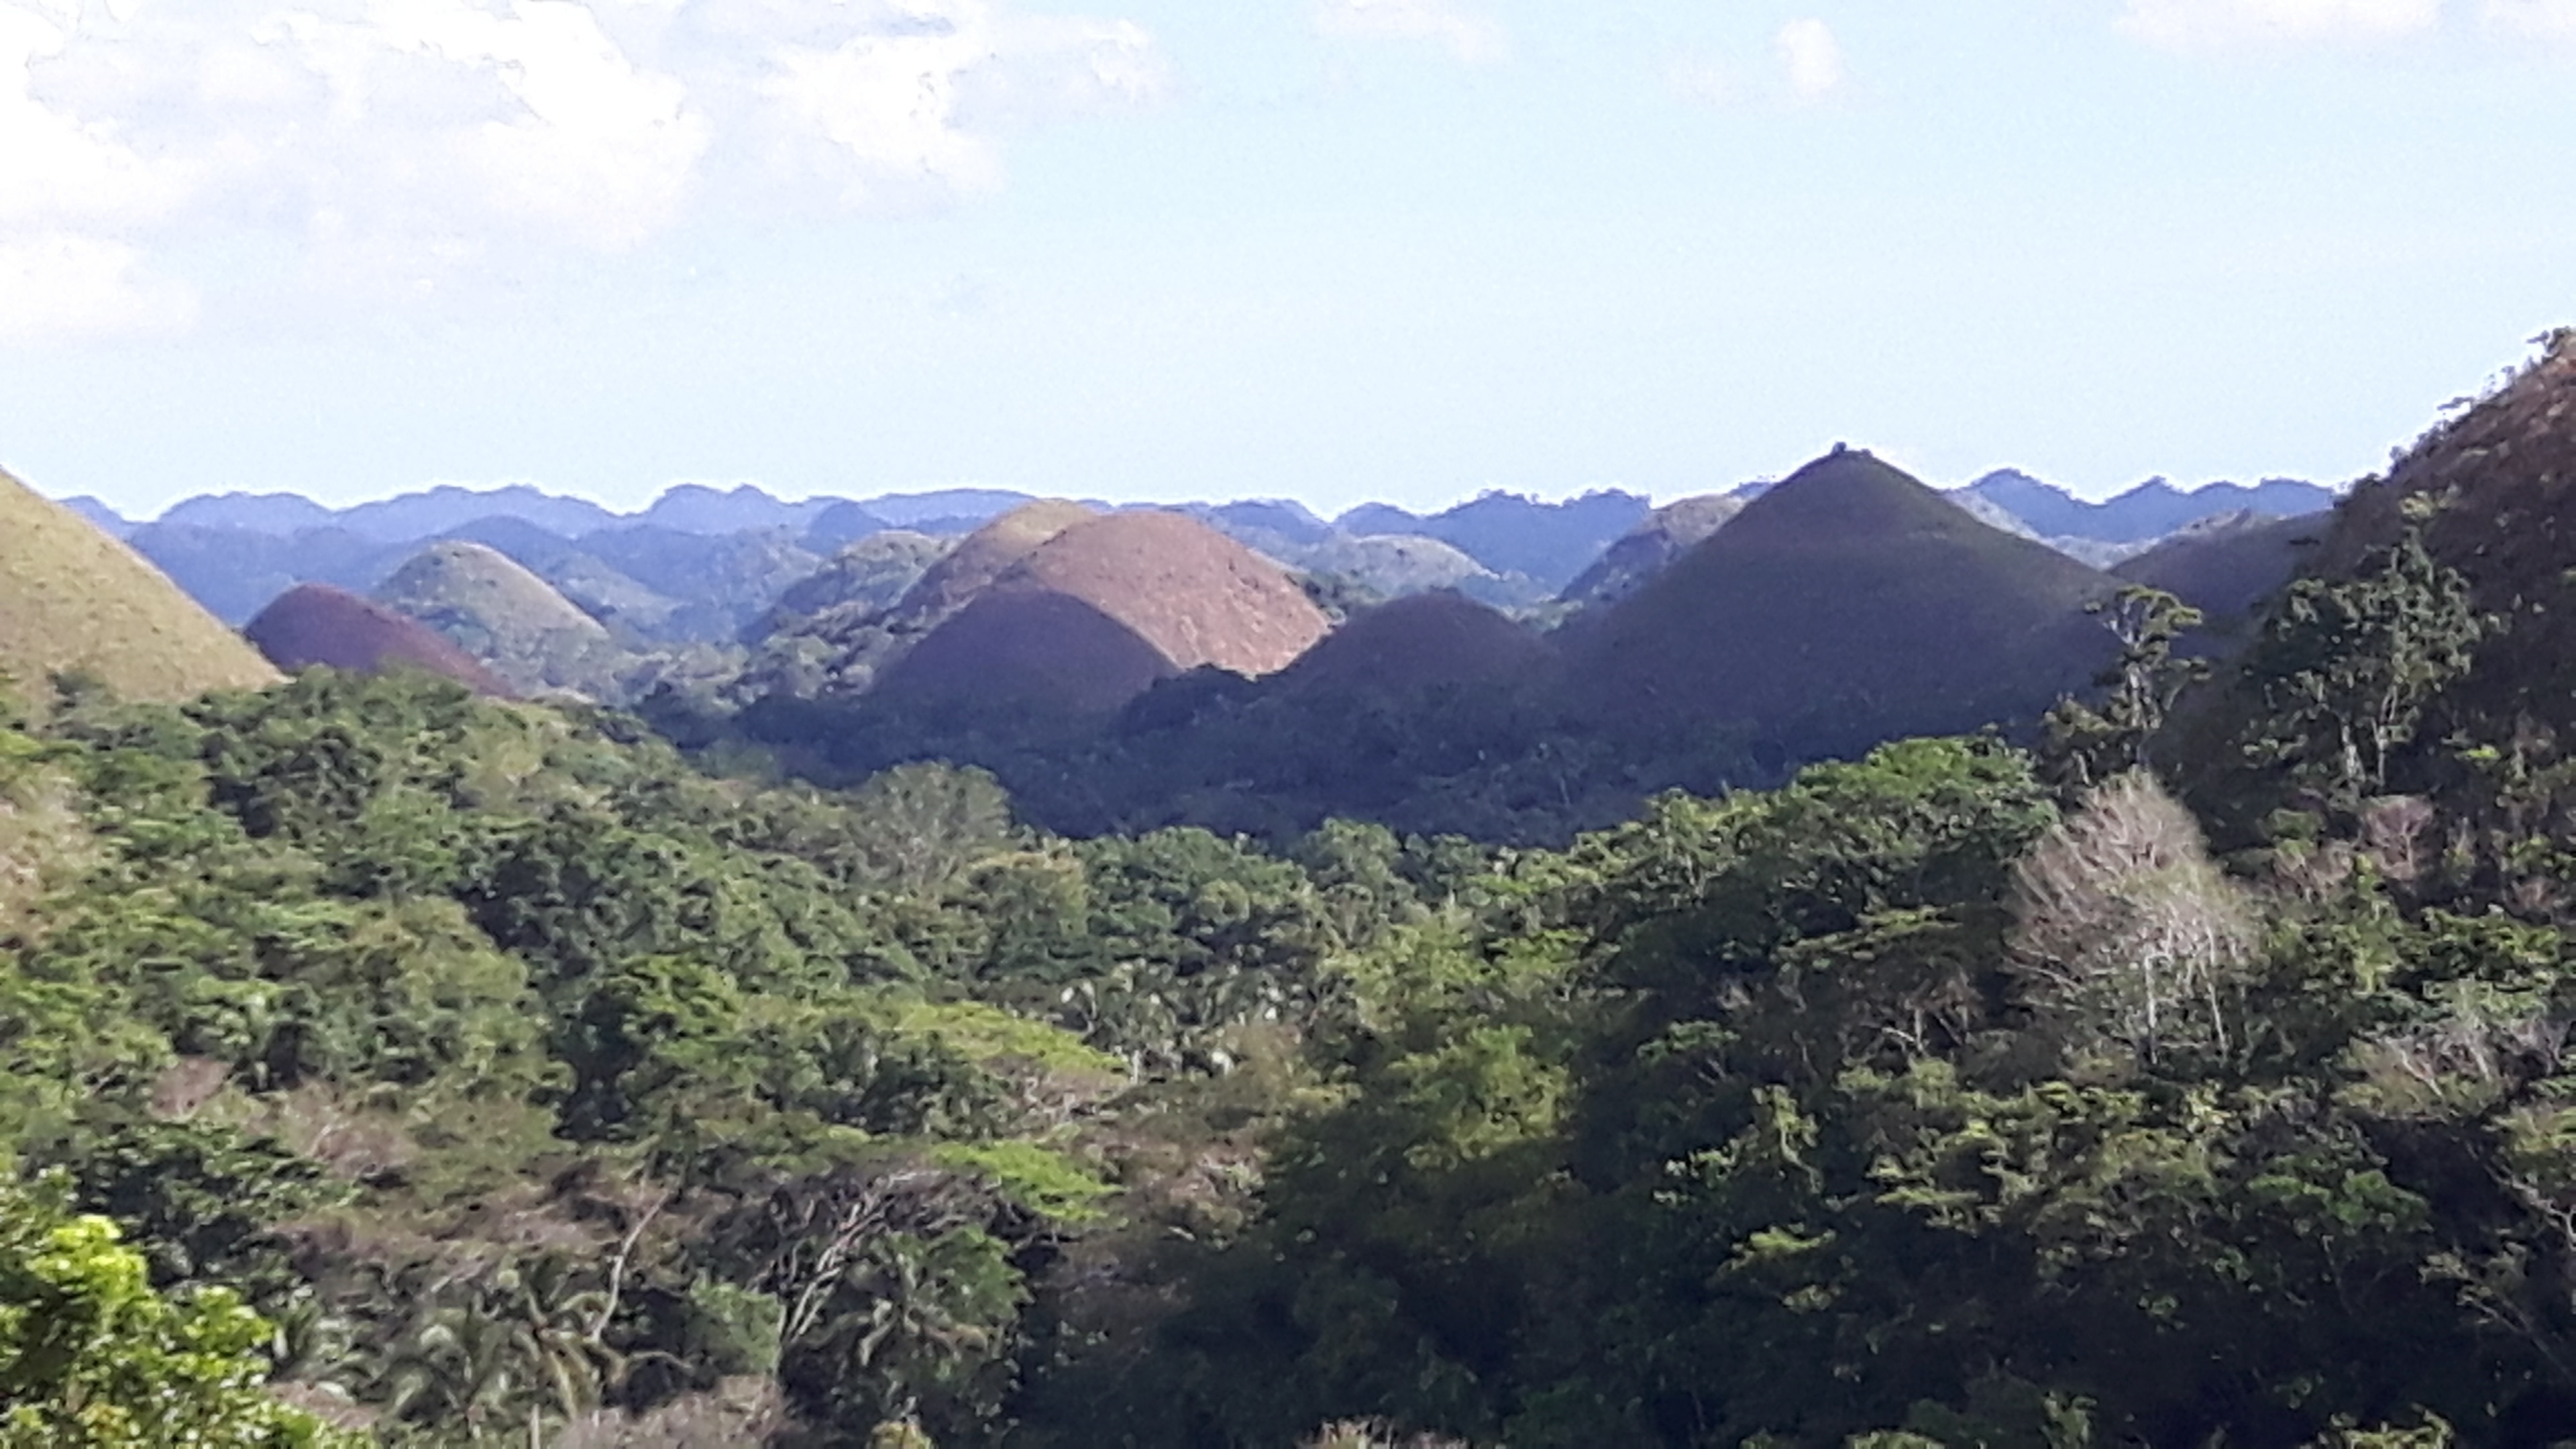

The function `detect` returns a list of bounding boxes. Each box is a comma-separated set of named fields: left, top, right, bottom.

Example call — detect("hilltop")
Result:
left=244, top=584, right=511, bottom=696
left=877, top=511, right=1329, bottom=714
left=0, top=469, right=280, bottom=704
left=374, top=542, right=633, bottom=698
left=1564, top=448, right=2121, bottom=759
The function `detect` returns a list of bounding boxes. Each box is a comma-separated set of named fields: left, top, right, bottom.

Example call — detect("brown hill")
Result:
left=893, top=499, right=1096, bottom=620
left=1274, top=590, right=1552, bottom=699
left=244, top=584, right=511, bottom=696
left=1561, top=448, right=2121, bottom=757
left=876, top=510, right=1330, bottom=713
left=0, top=468, right=281, bottom=704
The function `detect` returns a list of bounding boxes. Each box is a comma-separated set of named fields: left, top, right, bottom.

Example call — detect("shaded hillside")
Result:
left=58, top=496, right=132, bottom=537
left=2112, top=510, right=2321, bottom=625
left=434, top=518, right=678, bottom=636
left=1559, top=494, right=1746, bottom=608
left=2303, top=329, right=2576, bottom=731
left=753, top=531, right=954, bottom=641
left=1271, top=590, right=1552, bottom=699
left=159, top=490, right=337, bottom=533
left=125, top=523, right=407, bottom=625
left=245, top=584, right=511, bottom=695
left=1564, top=449, right=2121, bottom=758
left=374, top=542, right=633, bottom=697
left=875, top=511, right=1329, bottom=714
left=335, top=484, right=620, bottom=543
left=579, top=526, right=820, bottom=641
left=0, top=469, right=281, bottom=703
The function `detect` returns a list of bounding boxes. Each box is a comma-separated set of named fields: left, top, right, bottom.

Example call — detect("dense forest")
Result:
left=17, top=341, right=2576, bottom=1447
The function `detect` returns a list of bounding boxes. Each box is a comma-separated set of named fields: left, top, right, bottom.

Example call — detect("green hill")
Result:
left=1562, top=448, right=2120, bottom=759
left=374, top=541, right=634, bottom=698
left=0, top=469, right=280, bottom=704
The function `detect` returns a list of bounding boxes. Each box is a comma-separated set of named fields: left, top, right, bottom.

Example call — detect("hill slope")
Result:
left=1563, top=449, right=2121, bottom=756
left=878, top=511, right=1330, bottom=713
left=0, top=470, right=281, bottom=703
left=1559, top=494, right=1747, bottom=608
left=244, top=584, right=511, bottom=696
left=374, top=543, right=631, bottom=697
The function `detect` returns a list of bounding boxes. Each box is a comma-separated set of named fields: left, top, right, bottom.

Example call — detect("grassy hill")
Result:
left=0, top=468, right=280, bottom=704
left=1562, top=448, right=2121, bottom=759
left=374, top=542, right=634, bottom=698
left=895, top=500, right=1097, bottom=620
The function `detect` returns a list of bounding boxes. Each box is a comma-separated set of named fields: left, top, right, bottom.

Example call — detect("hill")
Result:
left=753, top=531, right=954, bottom=642
left=244, top=584, right=511, bottom=695
left=1558, top=494, right=1746, bottom=608
left=877, top=510, right=1329, bottom=713
left=1271, top=590, right=1552, bottom=700
left=1562, top=448, right=2121, bottom=758
left=2112, top=510, right=2321, bottom=625
left=0, top=469, right=282, bottom=703
left=374, top=542, right=631, bottom=697
left=894, top=500, right=1098, bottom=620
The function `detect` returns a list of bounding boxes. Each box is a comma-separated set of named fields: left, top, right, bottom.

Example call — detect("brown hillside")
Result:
left=894, top=500, right=1096, bottom=619
left=1005, top=511, right=1330, bottom=677
left=245, top=584, right=511, bottom=696
left=872, top=590, right=1177, bottom=714
left=1562, top=449, right=2121, bottom=756
left=873, top=510, right=1330, bottom=714
left=1275, top=590, right=1552, bottom=698
left=0, top=468, right=280, bottom=703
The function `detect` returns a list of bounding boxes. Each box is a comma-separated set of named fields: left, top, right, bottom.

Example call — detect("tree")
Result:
left=0, top=1173, right=355, bottom=1447
left=2008, top=771, right=2259, bottom=1066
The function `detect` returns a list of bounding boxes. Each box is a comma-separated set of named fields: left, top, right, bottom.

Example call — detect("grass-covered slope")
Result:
left=374, top=541, right=633, bottom=697
left=0, top=468, right=281, bottom=702
left=1563, top=449, right=2120, bottom=755
left=1558, top=493, right=1748, bottom=608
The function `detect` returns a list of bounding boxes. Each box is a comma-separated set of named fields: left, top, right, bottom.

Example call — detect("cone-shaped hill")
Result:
left=1560, top=449, right=2121, bottom=757
left=1272, top=590, right=1552, bottom=701
left=245, top=584, right=511, bottom=696
left=374, top=543, right=630, bottom=697
left=0, top=469, right=281, bottom=703
left=875, top=510, right=1331, bottom=713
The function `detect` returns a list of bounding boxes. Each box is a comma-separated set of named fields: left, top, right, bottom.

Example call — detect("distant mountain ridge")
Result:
left=1961, top=470, right=2334, bottom=543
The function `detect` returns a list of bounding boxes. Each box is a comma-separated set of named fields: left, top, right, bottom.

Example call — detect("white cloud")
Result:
left=1776, top=17, right=1843, bottom=97
left=2116, top=0, right=2442, bottom=51
left=1315, top=0, right=1506, bottom=65
left=0, top=0, right=1169, bottom=338
left=0, top=232, right=195, bottom=342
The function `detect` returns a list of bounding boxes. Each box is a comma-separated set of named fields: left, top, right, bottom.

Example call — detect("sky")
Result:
left=2, top=0, right=2573, bottom=519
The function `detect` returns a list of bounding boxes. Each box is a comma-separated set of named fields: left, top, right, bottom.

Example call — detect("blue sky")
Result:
left=1, top=0, right=2571, bottom=517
